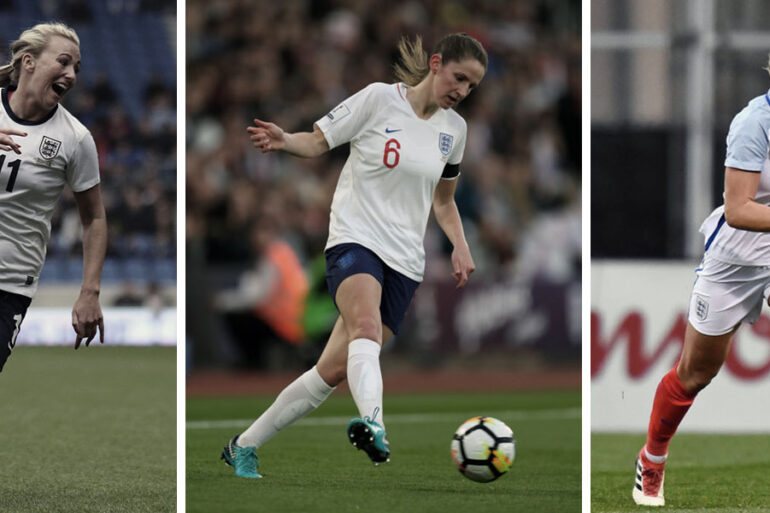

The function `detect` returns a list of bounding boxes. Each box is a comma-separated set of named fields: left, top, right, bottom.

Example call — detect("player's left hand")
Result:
left=72, top=291, right=104, bottom=349
left=451, top=243, right=475, bottom=289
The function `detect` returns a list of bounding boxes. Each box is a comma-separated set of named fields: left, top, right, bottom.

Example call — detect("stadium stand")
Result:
left=0, top=0, right=176, bottom=288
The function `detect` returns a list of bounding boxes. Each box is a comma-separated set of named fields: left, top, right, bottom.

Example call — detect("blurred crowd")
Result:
left=187, top=0, right=581, bottom=286
left=0, top=1, right=177, bottom=273
left=51, top=73, right=177, bottom=263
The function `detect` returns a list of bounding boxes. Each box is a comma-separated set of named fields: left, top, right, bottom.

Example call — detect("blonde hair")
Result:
left=0, top=22, right=80, bottom=87
left=394, top=33, right=488, bottom=87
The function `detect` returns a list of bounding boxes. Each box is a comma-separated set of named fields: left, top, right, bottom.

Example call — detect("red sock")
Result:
left=645, top=366, right=697, bottom=457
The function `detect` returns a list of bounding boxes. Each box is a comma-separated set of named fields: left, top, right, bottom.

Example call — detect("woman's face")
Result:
left=432, top=56, right=485, bottom=110
left=22, top=35, right=80, bottom=112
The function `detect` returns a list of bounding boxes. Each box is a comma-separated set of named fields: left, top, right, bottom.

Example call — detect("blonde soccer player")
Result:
left=634, top=57, right=770, bottom=506
left=0, top=22, right=106, bottom=373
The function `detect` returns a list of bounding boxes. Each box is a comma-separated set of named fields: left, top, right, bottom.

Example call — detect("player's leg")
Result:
left=335, top=272, right=386, bottom=422
left=342, top=259, right=418, bottom=464
left=237, top=322, right=343, bottom=447
left=316, top=316, right=356, bottom=386
left=676, top=322, right=735, bottom=393
left=648, top=323, right=735, bottom=456
left=322, top=243, right=391, bottom=455
left=333, top=272, right=393, bottom=463
left=222, top=318, right=345, bottom=478
left=338, top=262, right=418, bottom=426
left=634, top=323, right=734, bottom=505
left=0, top=290, right=32, bottom=374
left=634, top=257, right=762, bottom=506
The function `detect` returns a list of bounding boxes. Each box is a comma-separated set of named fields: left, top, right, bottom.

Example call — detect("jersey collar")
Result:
left=1, top=86, right=59, bottom=126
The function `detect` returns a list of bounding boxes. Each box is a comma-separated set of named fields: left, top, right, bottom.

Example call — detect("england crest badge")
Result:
left=39, top=136, right=62, bottom=160
left=439, top=132, right=453, bottom=156
left=694, top=294, right=709, bottom=321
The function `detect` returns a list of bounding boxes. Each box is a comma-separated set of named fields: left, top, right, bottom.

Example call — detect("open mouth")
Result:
left=52, top=83, right=68, bottom=96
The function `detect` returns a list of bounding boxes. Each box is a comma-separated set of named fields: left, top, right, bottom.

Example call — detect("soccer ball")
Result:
left=450, top=416, right=515, bottom=483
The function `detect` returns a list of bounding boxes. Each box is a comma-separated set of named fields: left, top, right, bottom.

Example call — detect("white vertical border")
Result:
left=581, top=0, right=591, bottom=512
left=176, top=0, right=186, bottom=511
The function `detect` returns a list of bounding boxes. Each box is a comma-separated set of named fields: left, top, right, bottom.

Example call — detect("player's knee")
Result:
left=317, top=361, right=346, bottom=387
left=679, top=365, right=718, bottom=393
left=347, top=314, right=381, bottom=342
left=326, top=368, right=347, bottom=387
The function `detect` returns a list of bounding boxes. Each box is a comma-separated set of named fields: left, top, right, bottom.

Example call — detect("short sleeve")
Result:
left=724, top=111, right=769, bottom=172
left=66, top=132, right=100, bottom=192
left=315, top=83, right=386, bottom=150
left=448, top=117, right=467, bottom=166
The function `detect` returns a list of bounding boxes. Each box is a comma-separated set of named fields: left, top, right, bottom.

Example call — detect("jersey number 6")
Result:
left=383, top=139, right=400, bottom=169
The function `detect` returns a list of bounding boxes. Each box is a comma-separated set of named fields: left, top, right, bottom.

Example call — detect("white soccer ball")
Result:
left=450, top=416, right=515, bottom=483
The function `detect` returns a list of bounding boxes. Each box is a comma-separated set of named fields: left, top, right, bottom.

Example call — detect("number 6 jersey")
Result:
left=0, top=87, right=100, bottom=297
left=316, top=82, right=467, bottom=282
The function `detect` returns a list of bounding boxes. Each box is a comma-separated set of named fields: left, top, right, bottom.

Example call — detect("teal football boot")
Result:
left=221, top=435, right=262, bottom=478
left=347, top=415, right=390, bottom=465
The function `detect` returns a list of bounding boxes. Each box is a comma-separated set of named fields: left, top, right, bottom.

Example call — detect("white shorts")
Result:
left=688, top=256, right=770, bottom=336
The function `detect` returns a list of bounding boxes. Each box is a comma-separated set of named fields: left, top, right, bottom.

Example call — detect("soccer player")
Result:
left=221, top=33, right=486, bottom=478
left=633, top=57, right=770, bottom=506
left=0, top=22, right=107, bottom=374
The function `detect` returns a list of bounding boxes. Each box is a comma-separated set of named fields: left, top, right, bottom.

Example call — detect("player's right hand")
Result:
left=247, top=119, right=284, bottom=153
left=0, top=128, right=27, bottom=154
left=72, top=292, right=105, bottom=349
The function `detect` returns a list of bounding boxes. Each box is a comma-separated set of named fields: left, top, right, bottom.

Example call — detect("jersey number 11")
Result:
left=0, top=155, right=21, bottom=192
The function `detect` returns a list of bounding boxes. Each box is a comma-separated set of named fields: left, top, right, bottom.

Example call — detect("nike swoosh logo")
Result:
left=385, top=128, right=402, bottom=133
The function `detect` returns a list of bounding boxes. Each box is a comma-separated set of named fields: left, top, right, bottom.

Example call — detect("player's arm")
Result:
left=247, top=119, right=329, bottom=158
left=72, top=184, right=107, bottom=348
left=723, top=167, right=770, bottom=231
left=433, top=176, right=475, bottom=288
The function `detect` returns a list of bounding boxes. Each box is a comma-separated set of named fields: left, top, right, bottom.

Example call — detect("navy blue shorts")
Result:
left=0, top=289, right=32, bottom=373
left=325, top=243, right=420, bottom=335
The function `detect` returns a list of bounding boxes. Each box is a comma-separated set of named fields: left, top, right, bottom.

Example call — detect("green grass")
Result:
left=0, top=346, right=176, bottom=513
left=187, top=390, right=580, bottom=513
left=592, top=433, right=770, bottom=512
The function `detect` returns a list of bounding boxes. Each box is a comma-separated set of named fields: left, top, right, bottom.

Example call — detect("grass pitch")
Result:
left=592, top=433, right=770, bottom=512
left=0, top=346, right=176, bottom=513
left=187, top=389, right=580, bottom=513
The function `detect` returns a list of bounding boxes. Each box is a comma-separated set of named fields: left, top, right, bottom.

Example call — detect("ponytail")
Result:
left=0, top=63, right=14, bottom=88
left=393, top=33, right=488, bottom=86
left=393, top=35, right=429, bottom=87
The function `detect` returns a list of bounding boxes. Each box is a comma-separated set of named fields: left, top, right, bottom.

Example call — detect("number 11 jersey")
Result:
left=0, top=88, right=100, bottom=297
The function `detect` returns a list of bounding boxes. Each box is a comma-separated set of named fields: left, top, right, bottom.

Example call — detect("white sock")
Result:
left=644, top=447, right=667, bottom=464
left=347, top=338, right=384, bottom=427
left=237, top=365, right=334, bottom=448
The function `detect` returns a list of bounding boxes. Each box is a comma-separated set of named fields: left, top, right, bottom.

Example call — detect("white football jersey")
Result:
left=0, top=88, right=100, bottom=297
left=316, top=82, right=466, bottom=281
left=700, top=90, right=770, bottom=265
